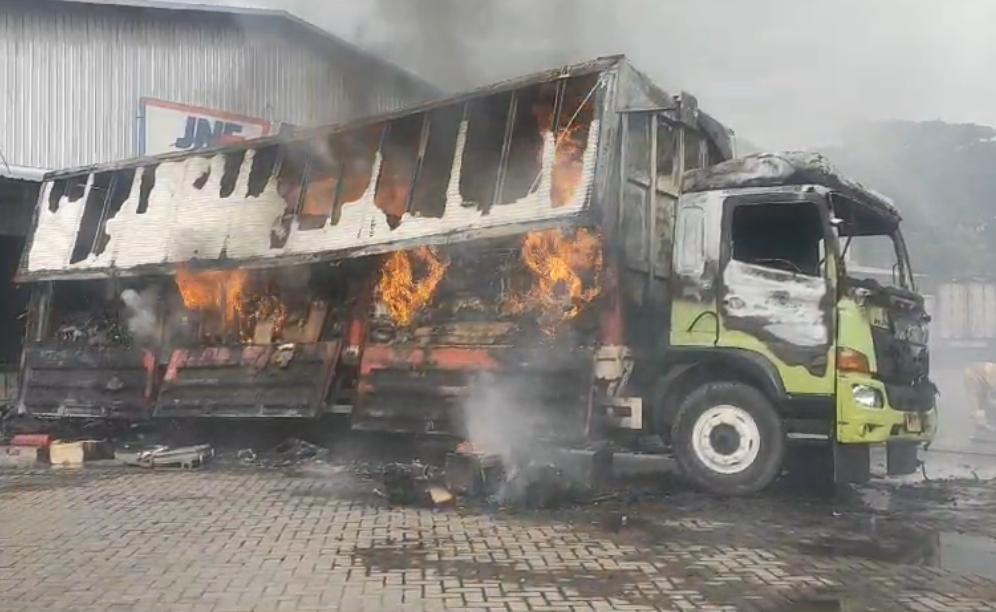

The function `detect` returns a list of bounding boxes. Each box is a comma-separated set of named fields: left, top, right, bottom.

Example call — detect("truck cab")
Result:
left=654, top=152, right=936, bottom=493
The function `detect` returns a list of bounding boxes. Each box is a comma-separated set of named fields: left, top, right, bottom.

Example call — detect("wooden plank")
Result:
left=281, top=301, right=329, bottom=344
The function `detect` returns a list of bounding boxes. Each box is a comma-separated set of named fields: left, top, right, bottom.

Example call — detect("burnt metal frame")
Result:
left=16, top=59, right=646, bottom=283
left=617, top=103, right=713, bottom=298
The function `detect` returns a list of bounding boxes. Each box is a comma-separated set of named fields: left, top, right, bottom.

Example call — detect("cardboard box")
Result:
left=0, top=446, right=42, bottom=468
left=49, top=440, right=105, bottom=466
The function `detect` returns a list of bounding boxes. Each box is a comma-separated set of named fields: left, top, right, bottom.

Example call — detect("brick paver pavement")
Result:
left=0, top=466, right=994, bottom=611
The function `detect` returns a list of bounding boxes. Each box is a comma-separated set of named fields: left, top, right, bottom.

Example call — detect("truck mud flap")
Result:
left=19, top=345, right=156, bottom=419
left=154, top=342, right=340, bottom=418
left=352, top=344, right=594, bottom=436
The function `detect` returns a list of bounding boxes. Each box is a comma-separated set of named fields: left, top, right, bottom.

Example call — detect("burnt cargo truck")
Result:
left=14, top=57, right=935, bottom=493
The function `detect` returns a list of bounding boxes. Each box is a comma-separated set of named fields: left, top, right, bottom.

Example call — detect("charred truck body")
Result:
left=14, top=57, right=935, bottom=494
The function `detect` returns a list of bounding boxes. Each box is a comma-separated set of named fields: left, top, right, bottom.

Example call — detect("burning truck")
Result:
left=13, top=57, right=936, bottom=494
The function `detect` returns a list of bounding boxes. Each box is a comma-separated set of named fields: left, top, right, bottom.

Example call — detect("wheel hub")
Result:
left=691, top=404, right=761, bottom=475
left=709, top=424, right=741, bottom=455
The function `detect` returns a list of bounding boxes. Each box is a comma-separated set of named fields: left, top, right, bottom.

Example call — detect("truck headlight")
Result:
left=852, top=384, right=883, bottom=408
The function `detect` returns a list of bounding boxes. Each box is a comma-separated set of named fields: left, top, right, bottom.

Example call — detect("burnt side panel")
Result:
left=154, top=342, right=340, bottom=418
left=219, top=151, right=246, bottom=198
left=247, top=145, right=279, bottom=197
left=70, top=172, right=112, bottom=264
left=271, top=144, right=310, bottom=248
left=375, top=114, right=423, bottom=228
left=410, top=106, right=462, bottom=219
left=501, top=83, right=556, bottom=205
left=331, top=126, right=383, bottom=225
left=298, top=136, right=341, bottom=231
left=459, top=93, right=511, bottom=212
left=20, top=345, right=154, bottom=419
left=94, top=169, right=136, bottom=255
left=137, top=165, right=157, bottom=214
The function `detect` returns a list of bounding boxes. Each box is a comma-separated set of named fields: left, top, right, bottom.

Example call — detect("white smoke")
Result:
left=121, top=286, right=161, bottom=346
left=462, top=372, right=538, bottom=465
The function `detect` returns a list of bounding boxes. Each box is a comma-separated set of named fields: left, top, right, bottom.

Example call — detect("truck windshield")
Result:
left=842, top=232, right=913, bottom=290
left=830, top=193, right=914, bottom=291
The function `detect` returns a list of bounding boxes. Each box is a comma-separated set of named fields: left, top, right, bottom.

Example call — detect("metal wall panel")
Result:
left=938, top=283, right=964, bottom=340
left=937, top=281, right=996, bottom=341
left=0, top=2, right=433, bottom=169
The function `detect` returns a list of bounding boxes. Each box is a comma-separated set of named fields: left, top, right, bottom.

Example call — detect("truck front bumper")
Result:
left=836, top=373, right=937, bottom=445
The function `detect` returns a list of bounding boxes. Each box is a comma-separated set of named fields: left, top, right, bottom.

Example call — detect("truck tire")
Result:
left=671, top=381, right=784, bottom=495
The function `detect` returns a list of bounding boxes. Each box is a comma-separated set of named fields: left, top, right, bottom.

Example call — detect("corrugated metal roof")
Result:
left=47, top=0, right=436, bottom=92
left=1, top=0, right=440, bottom=169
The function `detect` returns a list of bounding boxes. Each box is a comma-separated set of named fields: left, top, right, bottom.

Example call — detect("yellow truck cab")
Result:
left=656, top=152, right=936, bottom=493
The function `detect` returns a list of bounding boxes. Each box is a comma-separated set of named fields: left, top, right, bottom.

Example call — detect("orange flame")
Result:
left=551, top=123, right=587, bottom=207
left=505, top=228, right=602, bottom=331
left=175, top=267, right=249, bottom=329
left=532, top=90, right=592, bottom=208
left=377, top=247, right=449, bottom=327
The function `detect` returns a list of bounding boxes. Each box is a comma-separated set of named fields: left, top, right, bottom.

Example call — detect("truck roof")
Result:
left=682, top=151, right=900, bottom=221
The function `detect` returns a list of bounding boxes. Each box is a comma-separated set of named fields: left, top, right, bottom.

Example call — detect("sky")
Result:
left=202, top=0, right=996, bottom=150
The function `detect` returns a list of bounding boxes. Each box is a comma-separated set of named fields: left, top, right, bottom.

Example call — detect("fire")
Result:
left=377, top=247, right=449, bottom=327
left=173, top=267, right=300, bottom=343
left=532, top=86, right=592, bottom=208
left=175, top=267, right=249, bottom=328
left=551, top=123, right=587, bottom=207
left=505, top=228, right=603, bottom=330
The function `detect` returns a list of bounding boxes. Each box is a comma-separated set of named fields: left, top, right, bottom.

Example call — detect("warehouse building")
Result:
left=0, top=0, right=438, bottom=405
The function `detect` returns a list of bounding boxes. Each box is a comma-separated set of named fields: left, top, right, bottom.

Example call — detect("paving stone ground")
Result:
left=1, top=461, right=995, bottom=612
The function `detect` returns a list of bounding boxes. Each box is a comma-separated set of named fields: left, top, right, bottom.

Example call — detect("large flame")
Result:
left=175, top=267, right=249, bottom=328
left=505, top=228, right=603, bottom=330
left=377, top=247, right=449, bottom=327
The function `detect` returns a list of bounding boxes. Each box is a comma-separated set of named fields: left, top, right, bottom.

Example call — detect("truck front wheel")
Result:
left=671, top=381, right=785, bottom=495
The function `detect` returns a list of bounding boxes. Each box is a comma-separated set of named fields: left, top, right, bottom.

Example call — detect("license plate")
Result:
left=905, top=413, right=923, bottom=433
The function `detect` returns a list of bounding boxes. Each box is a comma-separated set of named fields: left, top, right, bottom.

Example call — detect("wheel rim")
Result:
left=691, top=404, right=761, bottom=475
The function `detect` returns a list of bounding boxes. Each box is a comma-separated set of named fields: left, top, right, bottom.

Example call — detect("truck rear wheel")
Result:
left=671, top=381, right=784, bottom=495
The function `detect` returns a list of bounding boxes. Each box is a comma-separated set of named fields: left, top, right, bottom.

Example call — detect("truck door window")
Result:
left=730, top=203, right=824, bottom=277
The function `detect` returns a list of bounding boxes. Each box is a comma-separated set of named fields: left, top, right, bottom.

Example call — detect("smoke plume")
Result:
left=121, top=287, right=161, bottom=346
left=461, top=372, right=542, bottom=466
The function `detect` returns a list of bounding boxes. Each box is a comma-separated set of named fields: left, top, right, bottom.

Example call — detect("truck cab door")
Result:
left=670, top=191, right=723, bottom=346
left=714, top=194, right=836, bottom=395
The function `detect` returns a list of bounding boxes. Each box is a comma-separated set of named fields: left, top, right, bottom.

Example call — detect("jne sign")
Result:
left=140, top=98, right=271, bottom=155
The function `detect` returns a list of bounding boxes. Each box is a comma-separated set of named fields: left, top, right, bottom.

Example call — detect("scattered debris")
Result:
left=50, top=440, right=108, bottom=467
left=499, top=462, right=582, bottom=509
left=116, top=444, right=213, bottom=469
left=272, top=437, right=327, bottom=465
left=382, top=462, right=430, bottom=505
left=10, top=434, right=53, bottom=449
left=444, top=448, right=504, bottom=497
left=602, top=512, right=628, bottom=533
left=426, top=485, right=455, bottom=507
left=0, top=445, right=42, bottom=468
